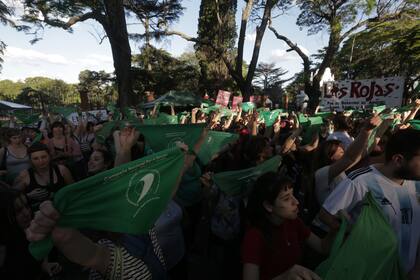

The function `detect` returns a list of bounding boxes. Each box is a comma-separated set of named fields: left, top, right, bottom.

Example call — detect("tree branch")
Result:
left=236, top=0, right=255, bottom=75
left=162, top=30, right=199, bottom=42
left=65, top=12, right=96, bottom=29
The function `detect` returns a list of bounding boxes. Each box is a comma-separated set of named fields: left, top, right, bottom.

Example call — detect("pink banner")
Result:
left=216, top=90, right=231, bottom=107
left=249, top=95, right=261, bottom=104
left=232, top=96, right=243, bottom=110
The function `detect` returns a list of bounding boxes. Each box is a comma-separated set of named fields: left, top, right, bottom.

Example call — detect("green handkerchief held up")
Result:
left=408, top=119, right=420, bottom=130
left=212, top=156, right=282, bottom=196
left=197, top=130, right=239, bottom=166
left=316, top=192, right=406, bottom=280
left=136, top=123, right=205, bottom=152
left=29, top=147, right=185, bottom=260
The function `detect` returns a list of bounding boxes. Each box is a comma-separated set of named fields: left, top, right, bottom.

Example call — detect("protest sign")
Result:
left=216, top=90, right=231, bottom=107
left=320, top=77, right=404, bottom=110
left=232, top=96, right=243, bottom=111
left=29, top=147, right=185, bottom=260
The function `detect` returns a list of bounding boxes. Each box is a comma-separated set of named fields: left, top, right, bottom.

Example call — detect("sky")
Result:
left=0, top=0, right=330, bottom=84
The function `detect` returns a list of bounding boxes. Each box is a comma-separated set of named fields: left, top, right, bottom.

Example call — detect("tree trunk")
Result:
left=102, top=0, right=134, bottom=108
left=79, top=90, right=89, bottom=111
left=308, top=18, right=341, bottom=111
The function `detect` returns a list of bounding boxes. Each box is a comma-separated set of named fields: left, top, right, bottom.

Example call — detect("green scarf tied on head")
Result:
left=29, top=147, right=185, bottom=260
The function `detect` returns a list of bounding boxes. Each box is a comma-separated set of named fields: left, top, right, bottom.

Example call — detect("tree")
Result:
left=77, top=70, right=116, bottom=110
left=21, top=0, right=134, bottom=107
left=128, top=0, right=184, bottom=71
left=333, top=17, right=420, bottom=96
left=0, top=1, right=24, bottom=72
left=195, top=0, right=237, bottom=95
left=269, top=0, right=416, bottom=109
left=0, top=79, right=25, bottom=100
left=163, top=0, right=291, bottom=100
left=132, top=47, right=200, bottom=96
left=253, top=62, right=289, bottom=91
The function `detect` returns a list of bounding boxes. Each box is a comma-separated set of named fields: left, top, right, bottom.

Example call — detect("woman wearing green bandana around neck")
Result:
left=26, top=127, right=208, bottom=280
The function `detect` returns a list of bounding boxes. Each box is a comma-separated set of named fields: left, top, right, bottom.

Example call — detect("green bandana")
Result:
left=408, top=119, right=420, bottom=130
left=197, top=130, right=239, bottom=165
left=241, top=102, right=256, bottom=112
left=137, top=123, right=205, bottom=152
left=143, top=113, right=178, bottom=125
left=51, top=106, right=76, bottom=118
left=29, top=147, right=185, bottom=260
left=316, top=192, right=406, bottom=280
left=212, top=156, right=282, bottom=196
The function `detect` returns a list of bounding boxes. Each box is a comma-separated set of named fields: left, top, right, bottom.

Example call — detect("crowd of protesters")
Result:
left=0, top=97, right=419, bottom=280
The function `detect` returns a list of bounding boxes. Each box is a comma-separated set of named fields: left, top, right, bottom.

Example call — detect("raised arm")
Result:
left=327, top=115, right=381, bottom=184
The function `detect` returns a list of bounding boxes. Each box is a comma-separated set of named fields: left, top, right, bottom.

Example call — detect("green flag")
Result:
left=241, top=102, right=256, bottom=112
left=29, top=147, right=185, bottom=260
left=143, top=113, right=179, bottom=125
left=32, top=133, right=42, bottom=144
left=51, top=106, right=76, bottom=118
left=212, top=156, right=282, bottom=196
left=197, top=130, right=239, bottom=165
left=95, top=121, right=118, bottom=144
left=200, top=105, right=221, bottom=115
left=137, top=123, right=205, bottom=152
left=372, top=105, right=386, bottom=114
left=316, top=192, right=406, bottom=280
left=301, top=116, right=324, bottom=144
left=107, top=104, right=122, bottom=120
left=408, top=119, right=420, bottom=130
left=122, top=107, right=138, bottom=121
left=261, top=109, right=285, bottom=127
left=315, top=112, right=333, bottom=119
left=13, top=111, right=39, bottom=125
left=395, top=105, right=413, bottom=113
left=298, top=113, right=309, bottom=126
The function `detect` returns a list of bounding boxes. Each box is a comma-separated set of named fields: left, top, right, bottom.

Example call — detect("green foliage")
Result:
left=195, top=0, right=237, bottom=95
left=77, top=70, right=117, bottom=109
left=0, top=79, right=25, bottom=100
left=132, top=46, right=200, bottom=97
left=253, top=62, right=289, bottom=91
left=0, top=0, right=14, bottom=71
left=333, top=18, right=420, bottom=82
left=296, top=0, right=362, bottom=35
left=128, top=0, right=184, bottom=44
left=0, top=77, right=79, bottom=109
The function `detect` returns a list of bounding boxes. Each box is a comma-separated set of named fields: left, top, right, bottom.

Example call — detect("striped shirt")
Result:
left=89, top=230, right=166, bottom=280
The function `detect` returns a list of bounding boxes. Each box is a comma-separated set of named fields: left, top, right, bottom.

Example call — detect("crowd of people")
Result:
left=0, top=98, right=419, bottom=280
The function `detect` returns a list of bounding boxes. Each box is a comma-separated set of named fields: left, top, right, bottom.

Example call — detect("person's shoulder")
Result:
left=346, top=166, right=374, bottom=181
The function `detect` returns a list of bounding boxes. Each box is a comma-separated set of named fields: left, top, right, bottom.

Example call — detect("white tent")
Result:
left=0, top=100, right=32, bottom=110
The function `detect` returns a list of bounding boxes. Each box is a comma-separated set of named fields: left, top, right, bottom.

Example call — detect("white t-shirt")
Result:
left=327, top=131, right=354, bottom=150
left=323, top=165, right=420, bottom=272
left=315, top=165, right=347, bottom=205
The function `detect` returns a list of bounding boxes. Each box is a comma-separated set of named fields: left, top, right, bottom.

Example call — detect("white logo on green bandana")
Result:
left=126, top=169, right=161, bottom=217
